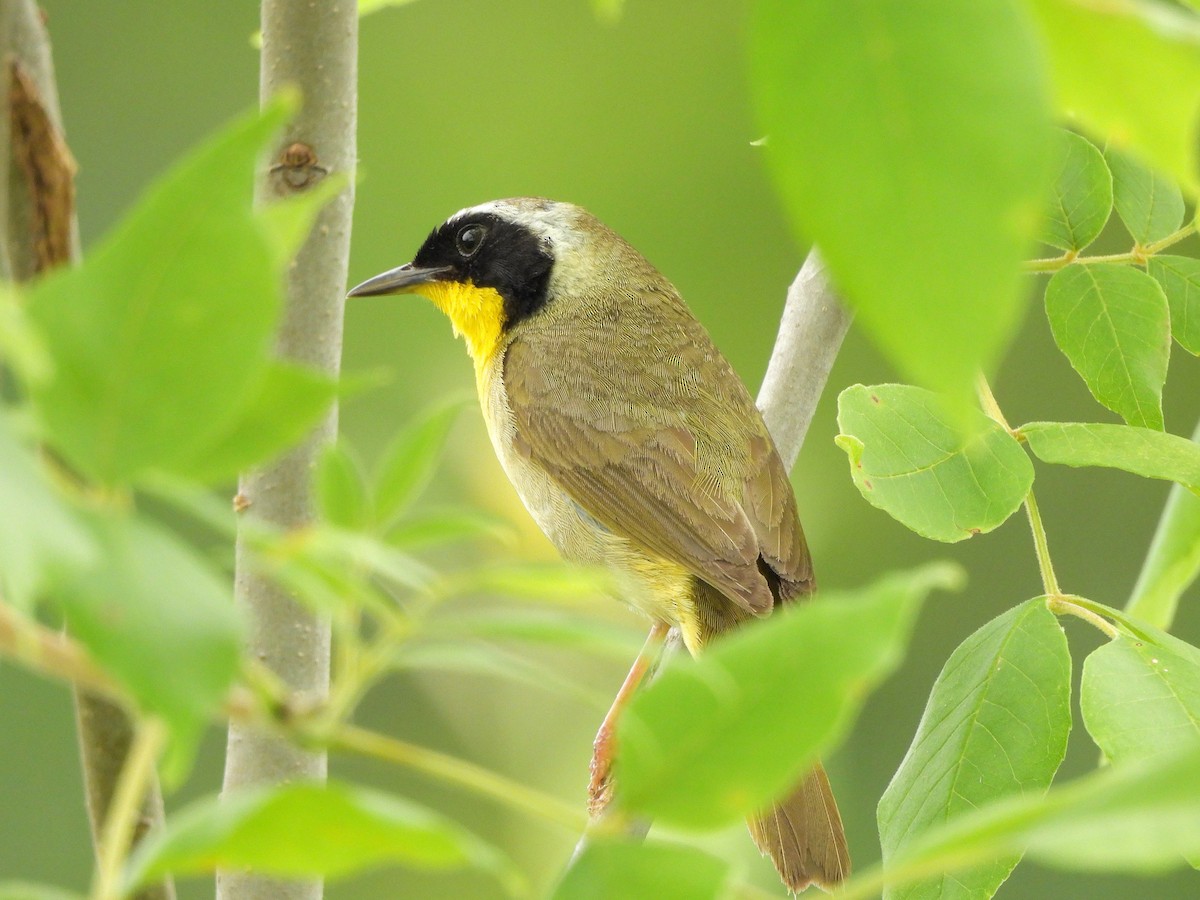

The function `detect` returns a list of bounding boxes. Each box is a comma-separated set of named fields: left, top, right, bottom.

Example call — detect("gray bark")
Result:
left=216, top=1, right=357, bottom=899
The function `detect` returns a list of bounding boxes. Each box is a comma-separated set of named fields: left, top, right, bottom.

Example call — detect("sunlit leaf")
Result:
left=0, top=418, right=94, bottom=610
left=358, top=0, right=421, bottom=16
left=836, top=384, right=1033, bottom=543
left=1082, top=633, right=1200, bottom=767
left=0, top=286, right=51, bottom=386
left=171, top=362, right=337, bottom=484
left=1127, top=421, right=1200, bottom=630
left=55, top=514, right=241, bottom=780
left=1149, top=255, right=1200, bottom=356
left=387, top=508, right=514, bottom=550
left=394, top=640, right=609, bottom=709
left=125, top=781, right=521, bottom=894
left=372, top=399, right=467, bottom=528
left=751, top=0, right=1051, bottom=402
left=25, top=95, right=329, bottom=485
left=1044, top=264, right=1170, bottom=429
left=873, top=746, right=1200, bottom=893
left=553, top=841, right=729, bottom=900
left=1105, top=148, right=1186, bottom=245
left=0, top=884, right=85, bottom=900
left=426, top=607, right=643, bottom=661
left=878, top=599, right=1072, bottom=900
left=1040, top=130, right=1112, bottom=252
left=617, top=563, right=963, bottom=828
left=1021, top=421, right=1200, bottom=492
left=1028, top=0, right=1200, bottom=196
left=447, top=561, right=613, bottom=604
left=317, top=443, right=371, bottom=529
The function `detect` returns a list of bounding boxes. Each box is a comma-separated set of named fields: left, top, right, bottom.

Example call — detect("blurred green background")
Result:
left=3, top=1, right=1199, bottom=897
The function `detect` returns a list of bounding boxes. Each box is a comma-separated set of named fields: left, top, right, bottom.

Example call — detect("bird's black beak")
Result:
left=346, top=263, right=453, bottom=298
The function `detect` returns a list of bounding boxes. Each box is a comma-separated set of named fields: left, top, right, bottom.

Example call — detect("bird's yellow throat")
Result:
left=418, top=281, right=506, bottom=376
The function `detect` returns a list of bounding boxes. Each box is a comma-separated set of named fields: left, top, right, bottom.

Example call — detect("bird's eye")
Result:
left=456, top=224, right=485, bottom=258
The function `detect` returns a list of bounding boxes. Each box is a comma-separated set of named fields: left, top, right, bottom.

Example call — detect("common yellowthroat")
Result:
left=348, top=198, right=849, bottom=892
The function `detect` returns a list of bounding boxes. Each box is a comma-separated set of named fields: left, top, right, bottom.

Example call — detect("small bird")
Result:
left=348, top=198, right=849, bottom=892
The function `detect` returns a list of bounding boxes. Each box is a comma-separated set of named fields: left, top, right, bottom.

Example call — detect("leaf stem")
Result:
left=0, top=599, right=124, bottom=700
left=1023, top=489, right=1061, bottom=597
left=90, top=719, right=167, bottom=900
left=1046, top=595, right=1120, bottom=639
left=975, top=376, right=1062, bottom=597
left=328, top=723, right=594, bottom=834
left=1023, top=221, right=1196, bottom=273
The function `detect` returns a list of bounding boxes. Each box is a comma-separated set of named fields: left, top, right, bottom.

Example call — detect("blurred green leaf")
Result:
left=836, top=384, right=1033, bottom=543
left=447, top=561, right=613, bottom=604
left=1127, top=420, right=1200, bottom=630
left=427, top=607, right=642, bottom=660
left=358, top=0, right=421, bottom=16
left=553, top=841, right=729, bottom=900
left=125, top=781, right=521, bottom=894
left=372, top=399, right=467, bottom=528
left=0, top=286, right=51, bottom=386
left=616, top=562, right=963, bottom=828
left=1044, top=264, right=1170, bottom=429
left=878, top=599, right=1072, bottom=900
left=1082, top=633, right=1200, bottom=768
left=0, top=418, right=94, bottom=610
left=317, top=443, right=371, bottom=529
left=55, top=514, right=241, bottom=781
left=0, top=884, right=85, bottom=900
left=394, top=640, right=609, bottom=710
left=751, top=0, right=1051, bottom=402
left=172, top=362, right=337, bottom=484
left=588, top=0, right=625, bottom=24
left=1106, top=148, right=1186, bottom=245
left=1021, top=421, right=1200, bottom=492
left=24, top=95, right=331, bottom=485
left=387, top=507, right=514, bottom=550
left=1028, top=0, right=1200, bottom=196
left=1149, top=255, right=1200, bottom=356
left=1040, top=130, right=1112, bottom=252
left=872, top=745, right=1200, bottom=892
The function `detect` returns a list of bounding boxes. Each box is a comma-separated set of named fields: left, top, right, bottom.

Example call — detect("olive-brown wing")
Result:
left=502, top=292, right=811, bottom=613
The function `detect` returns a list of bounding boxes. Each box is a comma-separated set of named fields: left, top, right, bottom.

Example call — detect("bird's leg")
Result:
left=587, top=619, right=671, bottom=816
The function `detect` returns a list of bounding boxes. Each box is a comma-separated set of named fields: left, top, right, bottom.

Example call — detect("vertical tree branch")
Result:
left=216, top=2, right=356, bottom=899
left=0, top=4, right=173, bottom=898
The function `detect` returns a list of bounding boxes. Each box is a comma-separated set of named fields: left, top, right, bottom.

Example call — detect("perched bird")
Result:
left=348, top=198, right=849, bottom=892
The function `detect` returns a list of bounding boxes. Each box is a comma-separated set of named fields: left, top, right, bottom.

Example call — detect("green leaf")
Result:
left=616, top=563, right=963, bottom=828
left=446, top=561, right=613, bottom=604
left=426, top=608, right=643, bottom=661
left=372, top=399, right=467, bottom=528
left=394, top=640, right=609, bottom=710
left=1021, top=421, right=1200, bottom=492
left=1127, top=420, right=1200, bottom=630
left=0, top=885, right=85, bottom=900
left=316, top=443, right=371, bottom=529
left=0, top=417, right=95, bottom=610
left=25, top=95, right=326, bottom=485
left=872, top=746, right=1200, bottom=892
left=1149, top=255, right=1200, bottom=356
left=55, top=514, right=241, bottom=779
left=1040, top=130, right=1113, bottom=252
left=588, top=0, right=625, bottom=24
left=1044, top=264, right=1170, bottom=429
left=387, top=507, right=514, bottom=550
left=1028, top=0, right=1200, bottom=196
left=171, top=362, right=337, bottom=484
left=1082, top=633, right=1200, bottom=767
left=835, top=384, right=1034, bottom=543
left=1105, top=147, right=1186, bottom=245
left=750, top=0, right=1051, bottom=401
left=125, top=781, right=521, bottom=894
left=553, top=841, right=730, bottom=900
left=878, top=599, right=1072, bottom=900
left=0, top=286, right=51, bottom=386
left=358, top=0, right=421, bottom=16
